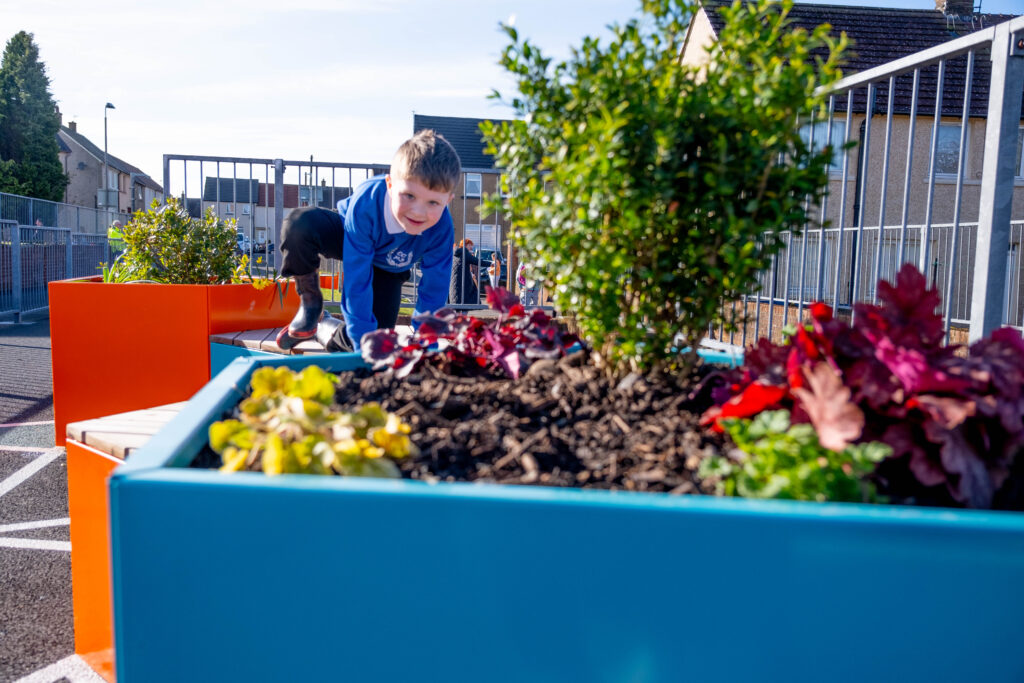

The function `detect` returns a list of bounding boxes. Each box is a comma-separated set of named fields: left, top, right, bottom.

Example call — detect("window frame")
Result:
left=799, top=118, right=849, bottom=174
left=465, top=173, right=482, bottom=198
left=463, top=223, right=499, bottom=252
left=933, top=122, right=969, bottom=177
left=1015, top=126, right=1024, bottom=179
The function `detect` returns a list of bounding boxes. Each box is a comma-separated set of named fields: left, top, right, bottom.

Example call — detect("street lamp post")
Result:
left=103, top=102, right=115, bottom=215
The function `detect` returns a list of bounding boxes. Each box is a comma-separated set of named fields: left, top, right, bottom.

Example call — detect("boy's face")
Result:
left=386, top=173, right=453, bottom=236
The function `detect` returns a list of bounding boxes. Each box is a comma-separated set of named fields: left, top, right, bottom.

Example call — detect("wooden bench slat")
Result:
left=67, top=402, right=188, bottom=461
left=209, top=331, right=243, bottom=345
left=233, top=327, right=278, bottom=350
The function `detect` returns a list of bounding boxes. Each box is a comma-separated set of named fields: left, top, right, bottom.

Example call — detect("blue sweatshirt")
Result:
left=338, top=175, right=454, bottom=344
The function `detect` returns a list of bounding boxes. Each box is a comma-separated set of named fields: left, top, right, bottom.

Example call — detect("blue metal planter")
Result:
left=109, top=353, right=1024, bottom=683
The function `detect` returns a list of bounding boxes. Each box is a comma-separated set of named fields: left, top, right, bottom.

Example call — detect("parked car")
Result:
left=236, top=233, right=251, bottom=255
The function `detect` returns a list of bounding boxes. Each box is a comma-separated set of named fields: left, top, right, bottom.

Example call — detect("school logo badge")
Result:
left=386, top=248, right=413, bottom=268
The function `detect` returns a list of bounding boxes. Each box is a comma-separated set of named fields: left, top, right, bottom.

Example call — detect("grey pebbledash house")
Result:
left=684, top=0, right=1024, bottom=330
left=684, top=0, right=1024, bottom=233
left=57, top=120, right=163, bottom=214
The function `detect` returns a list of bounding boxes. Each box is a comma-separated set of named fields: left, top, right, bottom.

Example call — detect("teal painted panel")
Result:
left=109, top=352, right=1024, bottom=683
left=209, top=342, right=277, bottom=377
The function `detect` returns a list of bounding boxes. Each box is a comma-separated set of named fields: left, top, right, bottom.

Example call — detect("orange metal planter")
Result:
left=319, top=272, right=341, bottom=291
left=66, top=438, right=119, bottom=683
left=49, top=277, right=298, bottom=446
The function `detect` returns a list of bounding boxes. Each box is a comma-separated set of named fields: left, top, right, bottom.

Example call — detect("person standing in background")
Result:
left=487, top=249, right=502, bottom=291
left=517, top=260, right=539, bottom=307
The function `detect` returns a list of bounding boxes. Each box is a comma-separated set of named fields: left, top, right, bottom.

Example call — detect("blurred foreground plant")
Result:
left=210, top=365, right=416, bottom=477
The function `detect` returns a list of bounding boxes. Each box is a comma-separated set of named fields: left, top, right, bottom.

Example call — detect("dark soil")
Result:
left=330, top=351, right=726, bottom=493
left=192, top=351, right=728, bottom=493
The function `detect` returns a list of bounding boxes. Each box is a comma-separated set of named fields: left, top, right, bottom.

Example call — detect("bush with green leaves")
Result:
left=700, top=410, right=891, bottom=503
left=103, top=197, right=242, bottom=284
left=481, top=0, right=848, bottom=375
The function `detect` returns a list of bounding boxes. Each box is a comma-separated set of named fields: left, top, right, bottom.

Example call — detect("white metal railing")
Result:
left=161, top=154, right=519, bottom=312
left=712, top=14, right=1024, bottom=348
left=162, top=155, right=390, bottom=301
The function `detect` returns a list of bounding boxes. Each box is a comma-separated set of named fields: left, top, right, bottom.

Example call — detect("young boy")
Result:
left=276, top=130, right=461, bottom=351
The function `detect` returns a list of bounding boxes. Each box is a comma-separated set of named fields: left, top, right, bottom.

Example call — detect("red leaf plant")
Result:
left=704, top=263, right=1024, bottom=509
left=362, top=286, right=581, bottom=380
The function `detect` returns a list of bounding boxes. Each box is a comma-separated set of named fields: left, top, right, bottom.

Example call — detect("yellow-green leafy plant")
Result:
left=231, top=253, right=275, bottom=290
left=209, top=365, right=417, bottom=477
left=481, top=0, right=849, bottom=375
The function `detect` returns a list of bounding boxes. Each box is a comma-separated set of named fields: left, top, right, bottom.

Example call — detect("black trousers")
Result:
left=280, top=207, right=410, bottom=329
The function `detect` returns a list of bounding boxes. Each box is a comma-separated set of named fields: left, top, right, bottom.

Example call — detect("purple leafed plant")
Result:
left=705, top=264, right=1024, bottom=509
left=361, top=286, right=582, bottom=380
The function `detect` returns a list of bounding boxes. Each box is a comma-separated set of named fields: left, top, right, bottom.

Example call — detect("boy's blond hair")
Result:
left=391, top=129, right=462, bottom=193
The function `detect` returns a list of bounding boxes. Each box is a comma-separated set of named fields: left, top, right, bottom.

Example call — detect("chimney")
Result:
left=68, top=121, right=77, bottom=133
left=935, top=0, right=975, bottom=15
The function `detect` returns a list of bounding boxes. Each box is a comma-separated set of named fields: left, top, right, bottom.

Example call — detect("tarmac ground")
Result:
left=0, top=313, right=104, bottom=682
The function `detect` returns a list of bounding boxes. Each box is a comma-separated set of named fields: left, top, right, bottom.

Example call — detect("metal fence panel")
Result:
left=0, top=191, right=129, bottom=234
left=0, top=221, right=15, bottom=319
left=162, top=155, right=390, bottom=288
left=710, top=15, right=1024, bottom=349
left=73, top=233, right=111, bottom=278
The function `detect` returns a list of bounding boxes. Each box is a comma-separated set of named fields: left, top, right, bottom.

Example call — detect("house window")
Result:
left=464, top=224, right=498, bottom=252
left=465, top=173, right=482, bottom=197
left=242, top=204, right=251, bottom=215
left=1016, top=127, right=1024, bottom=178
left=224, top=203, right=234, bottom=215
left=934, top=123, right=967, bottom=176
left=800, top=119, right=847, bottom=172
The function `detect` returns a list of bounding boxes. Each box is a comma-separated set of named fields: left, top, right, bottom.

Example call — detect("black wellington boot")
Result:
left=275, top=272, right=324, bottom=350
left=315, top=314, right=355, bottom=353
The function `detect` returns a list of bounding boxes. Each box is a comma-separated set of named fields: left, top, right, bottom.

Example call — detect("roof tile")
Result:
left=413, top=114, right=514, bottom=170
left=698, top=1, right=1022, bottom=117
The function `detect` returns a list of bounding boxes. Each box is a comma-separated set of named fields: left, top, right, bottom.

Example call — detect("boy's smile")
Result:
left=386, top=173, right=453, bottom=236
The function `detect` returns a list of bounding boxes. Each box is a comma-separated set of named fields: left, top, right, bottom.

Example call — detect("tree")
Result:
left=0, top=158, right=25, bottom=194
left=0, top=31, right=67, bottom=201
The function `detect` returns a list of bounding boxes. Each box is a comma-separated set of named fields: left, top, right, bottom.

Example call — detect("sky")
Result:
left=1, top=0, right=1021, bottom=189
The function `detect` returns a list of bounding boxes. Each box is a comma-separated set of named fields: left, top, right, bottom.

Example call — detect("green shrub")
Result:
left=481, top=0, right=848, bottom=375
left=103, top=198, right=241, bottom=284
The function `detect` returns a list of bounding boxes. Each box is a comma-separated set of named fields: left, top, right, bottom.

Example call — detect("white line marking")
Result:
left=0, top=445, right=47, bottom=453
left=0, top=537, right=70, bottom=551
left=0, top=420, right=54, bottom=428
left=0, top=448, right=62, bottom=498
left=13, top=653, right=108, bottom=682
left=0, top=517, right=70, bottom=534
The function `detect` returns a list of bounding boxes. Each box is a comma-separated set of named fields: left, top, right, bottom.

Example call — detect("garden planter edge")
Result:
left=108, top=354, right=1024, bottom=683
